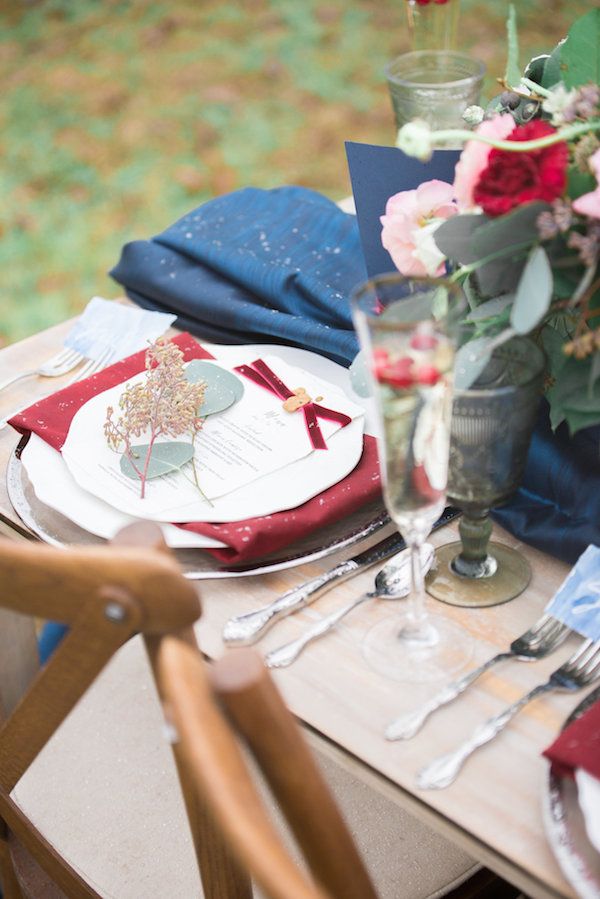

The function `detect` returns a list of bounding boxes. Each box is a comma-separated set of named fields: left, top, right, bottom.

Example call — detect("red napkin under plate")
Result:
left=543, top=693, right=600, bottom=780
left=10, top=333, right=381, bottom=563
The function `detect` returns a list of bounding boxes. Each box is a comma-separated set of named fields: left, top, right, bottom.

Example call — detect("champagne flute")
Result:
left=351, top=273, right=471, bottom=682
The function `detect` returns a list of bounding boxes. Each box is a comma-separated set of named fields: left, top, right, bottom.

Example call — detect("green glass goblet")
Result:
left=425, top=335, right=545, bottom=607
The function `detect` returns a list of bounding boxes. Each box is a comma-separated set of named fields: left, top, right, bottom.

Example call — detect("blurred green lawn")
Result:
left=0, top=0, right=590, bottom=345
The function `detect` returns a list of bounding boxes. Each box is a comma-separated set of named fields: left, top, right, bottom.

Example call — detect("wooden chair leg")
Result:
left=0, top=819, right=25, bottom=899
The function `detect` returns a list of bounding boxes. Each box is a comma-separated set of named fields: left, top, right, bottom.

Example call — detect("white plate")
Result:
left=60, top=343, right=373, bottom=524
left=8, top=442, right=390, bottom=577
left=20, top=436, right=226, bottom=550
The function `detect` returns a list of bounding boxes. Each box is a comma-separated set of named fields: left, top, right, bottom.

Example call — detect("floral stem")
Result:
left=519, top=77, right=552, bottom=98
left=569, top=263, right=598, bottom=308
left=430, top=120, right=600, bottom=153
left=448, top=239, right=533, bottom=282
left=139, top=430, right=158, bottom=499
left=574, top=274, right=600, bottom=334
left=190, top=427, right=213, bottom=506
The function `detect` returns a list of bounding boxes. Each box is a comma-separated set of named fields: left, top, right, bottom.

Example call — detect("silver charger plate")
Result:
left=543, top=686, right=600, bottom=899
left=6, top=440, right=390, bottom=579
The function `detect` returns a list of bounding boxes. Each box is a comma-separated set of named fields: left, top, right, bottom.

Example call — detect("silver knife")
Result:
left=222, top=506, right=459, bottom=645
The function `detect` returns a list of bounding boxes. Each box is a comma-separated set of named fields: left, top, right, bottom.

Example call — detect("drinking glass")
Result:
left=426, top=336, right=545, bottom=607
left=385, top=51, right=485, bottom=134
left=351, top=273, right=471, bottom=682
left=404, top=0, right=461, bottom=52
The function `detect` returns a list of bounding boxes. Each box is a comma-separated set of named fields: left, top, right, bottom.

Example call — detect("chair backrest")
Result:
left=0, top=522, right=249, bottom=899
left=157, top=639, right=379, bottom=899
left=0, top=526, right=506, bottom=899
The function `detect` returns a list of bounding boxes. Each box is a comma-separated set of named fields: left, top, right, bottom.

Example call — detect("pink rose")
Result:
left=573, top=148, right=600, bottom=219
left=380, top=180, right=457, bottom=277
left=453, top=114, right=516, bottom=211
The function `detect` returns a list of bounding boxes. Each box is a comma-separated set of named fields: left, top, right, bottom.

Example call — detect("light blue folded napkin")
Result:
left=65, top=296, right=176, bottom=362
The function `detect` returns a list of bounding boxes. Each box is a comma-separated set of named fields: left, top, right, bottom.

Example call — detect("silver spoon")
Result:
left=264, top=543, right=435, bottom=669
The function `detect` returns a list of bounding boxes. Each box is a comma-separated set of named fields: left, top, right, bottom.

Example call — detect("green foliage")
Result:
left=454, top=337, right=494, bottom=390
left=510, top=247, right=553, bottom=334
left=0, top=0, right=593, bottom=347
left=185, top=361, right=244, bottom=416
left=568, top=168, right=596, bottom=202
left=541, top=42, right=563, bottom=89
left=120, top=441, right=194, bottom=481
left=432, top=215, right=488, bottom=264
left=546, top=355, right=600, bottom=433
left=561, top=9, right=600, bottom=89
left=505, top=5, right=521, bottom=89
left=466, top=295, right=514, bottom=322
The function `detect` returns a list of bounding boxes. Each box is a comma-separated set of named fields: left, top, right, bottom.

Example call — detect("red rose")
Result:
left=473, top=120, right=568, bottom=217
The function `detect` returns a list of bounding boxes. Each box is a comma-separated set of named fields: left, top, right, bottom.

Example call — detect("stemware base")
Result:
left=425, top=541, right=531, bottom=607
left=361, top=614, right=473, bottom=683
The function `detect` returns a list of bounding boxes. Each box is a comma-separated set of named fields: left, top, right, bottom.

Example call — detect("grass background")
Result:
left=0, top=0, right=590, bottom=346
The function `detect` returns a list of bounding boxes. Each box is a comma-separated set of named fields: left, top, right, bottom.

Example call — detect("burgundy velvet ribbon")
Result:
left=234, top=358, right=352, bottom=450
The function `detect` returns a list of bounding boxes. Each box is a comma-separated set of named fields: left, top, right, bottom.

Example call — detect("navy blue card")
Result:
left=345, top=141, right=460, bottom=278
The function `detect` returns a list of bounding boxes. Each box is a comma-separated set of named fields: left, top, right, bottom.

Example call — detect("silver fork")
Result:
left=61, top=347, right=113, bottom=387
left=385, top=613, right=570, bottom=740
left=417, top=637, right=600, bottom=790
left=0, top=348, right=84, bottom=394
left=0, top=347, right=114, bottom=430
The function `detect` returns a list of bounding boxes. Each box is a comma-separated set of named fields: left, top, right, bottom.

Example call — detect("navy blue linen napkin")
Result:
left=110, top=186, right=365, bottom=367
left=493, top=402, right=600, bottom=564
left=110, top=182, right=600, bottom=565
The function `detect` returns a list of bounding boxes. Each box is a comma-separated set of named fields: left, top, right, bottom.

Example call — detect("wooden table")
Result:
left=0, top=318, right=592, bottom=899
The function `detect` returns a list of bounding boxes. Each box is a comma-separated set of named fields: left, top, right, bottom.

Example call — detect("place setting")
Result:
left=6, top=323, right=393, bottom=578
left=3, top=4, right=600, bottom=898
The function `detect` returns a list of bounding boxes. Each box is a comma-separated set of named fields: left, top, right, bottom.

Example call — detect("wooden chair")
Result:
left=157, top=640, right=520, bottom=899
left=0, top=521, right=250, bottom=899
left=0, top=523, right=518, bottom=899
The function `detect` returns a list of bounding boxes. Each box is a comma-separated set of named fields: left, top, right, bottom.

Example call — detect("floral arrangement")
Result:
left=384, top=8, right=600, bottom=435
left=104, top=340, right=206, bottom=499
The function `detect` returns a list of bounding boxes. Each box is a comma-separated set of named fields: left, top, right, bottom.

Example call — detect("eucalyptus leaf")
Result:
left=433, top=214, right=489, bottom=265
left=468, top=205, right=548, bottom=299
left=561, top=10, right=600, bottom=89
left=552, top=267, right=581, bottom=301
left=475, top=255, right=527, bottom=299
left=471, top=202, right=549, bottom=260
left=466, top=294, right=515, bottom=322
left=454, top=337, right=494, bottom=390
left=120, top=441, right=194, bottom=481
left=510, top=247, right=553, bottom=334
left=201, top=385, right=236, bottom=416
left=524, top=53, right=549, bottom=86
left=505, top=5, right=521, bottom=89
left=185, top=360, right=244, bottom=416
left=542, top=325, right=570, bottom=381
left=563, top=406, right=600, bottom=434
left=589, top=353, right=600, bottom=392
left=541, top=42, right=564, bottom=89
left=547, top=352, right=600, bottom=433
left=431, top=286, right=449, bottom=320
left=568, top=168, right=596, bottom=202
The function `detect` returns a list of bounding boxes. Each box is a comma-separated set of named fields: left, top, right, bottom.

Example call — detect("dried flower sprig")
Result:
left=104, top=340, right=206, bottom=498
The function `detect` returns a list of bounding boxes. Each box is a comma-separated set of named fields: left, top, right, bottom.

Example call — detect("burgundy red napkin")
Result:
left=543, top=694, right=600, bottom=780
left=10, top=333, right=381, bottom=564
